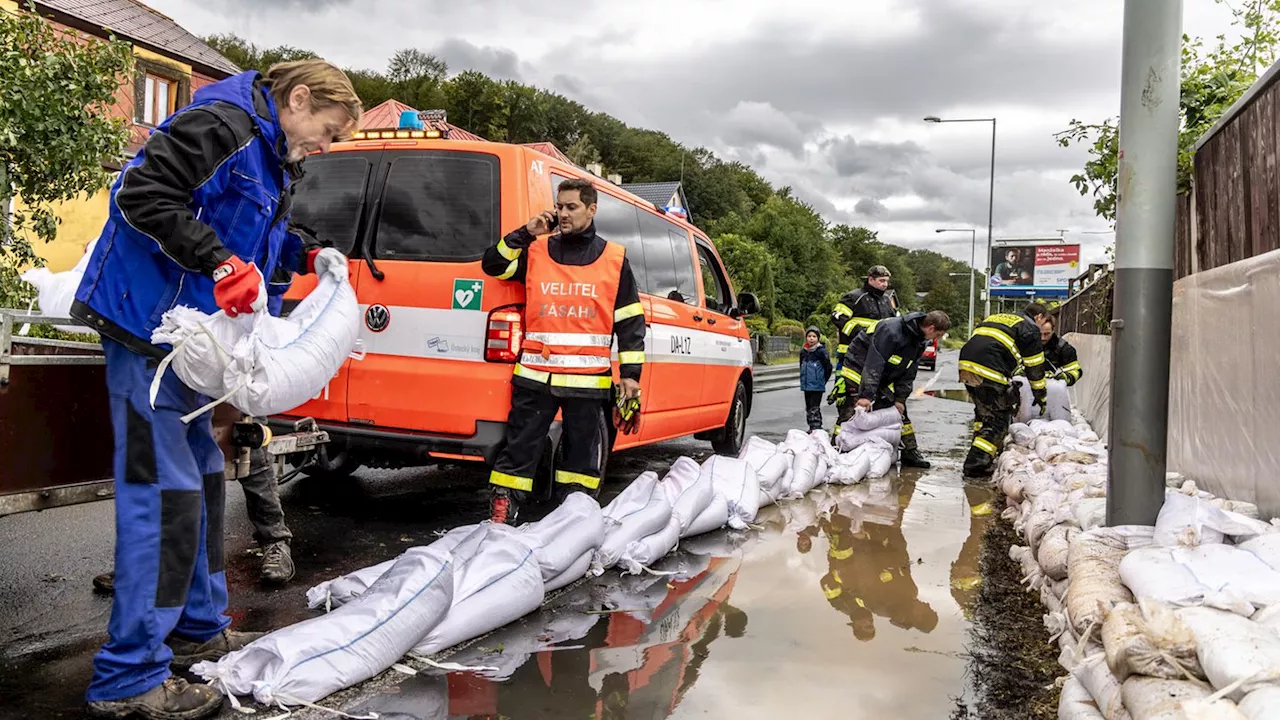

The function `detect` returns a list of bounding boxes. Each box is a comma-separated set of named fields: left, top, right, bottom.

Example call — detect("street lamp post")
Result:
left=925, top=115, right=997, bottom=317
left=936, top=228, right=977, bottom=335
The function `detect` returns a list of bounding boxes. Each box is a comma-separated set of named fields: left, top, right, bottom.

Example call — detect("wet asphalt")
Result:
left=0, top=351, right=992, bottom=719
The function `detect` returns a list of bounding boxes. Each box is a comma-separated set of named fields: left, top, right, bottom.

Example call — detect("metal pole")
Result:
left=1107, top=0, right=1182, bottom=526
left=967, top=230, right=976, bottom=335
left=984, top=119, right=996, bottom=318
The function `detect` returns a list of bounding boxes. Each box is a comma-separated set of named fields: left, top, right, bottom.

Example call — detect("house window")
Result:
left=142, top=74, right=176, bottom=126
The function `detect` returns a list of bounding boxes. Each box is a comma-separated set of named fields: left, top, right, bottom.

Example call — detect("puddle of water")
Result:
left=924, top=388, right=974, bottom=403
left=340, top=476, right=996, bottom=720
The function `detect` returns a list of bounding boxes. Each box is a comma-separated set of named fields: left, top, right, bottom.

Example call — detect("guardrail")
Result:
left=753, top=363, right=800, bottom=394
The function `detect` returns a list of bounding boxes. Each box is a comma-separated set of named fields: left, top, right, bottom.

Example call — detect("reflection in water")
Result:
left=336, top=477, right=997, bottom=719
left=923, top=388, right=975, bottom=403
left=810, top=478, right=938, bottom=641
left=951, top=484, right=996, bottom=619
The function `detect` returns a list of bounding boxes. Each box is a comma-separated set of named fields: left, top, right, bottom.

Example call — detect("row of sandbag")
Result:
left=192, top=421, right=900, bottom=709
left=993, top=414, right=1280, bottom=719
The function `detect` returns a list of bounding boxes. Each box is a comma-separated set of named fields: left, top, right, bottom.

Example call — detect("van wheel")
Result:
left=300, top=446, right=362, bottom=480
left=712, top=381, right=748, bottom=456
left=537, top=408, right=612, bottom=502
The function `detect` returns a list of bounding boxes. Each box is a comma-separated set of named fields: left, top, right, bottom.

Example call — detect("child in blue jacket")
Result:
left=800, top=326, right=834, bottom=430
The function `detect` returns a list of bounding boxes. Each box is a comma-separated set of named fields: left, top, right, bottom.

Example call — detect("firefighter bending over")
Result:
left=482, top=178, right=646, bottom=524
left=959, top=303, right=1050, bottom=478
left=1040, top=314, right=1083, bottom=386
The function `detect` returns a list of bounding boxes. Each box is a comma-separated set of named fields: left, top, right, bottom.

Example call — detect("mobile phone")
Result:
left=547, top=214, right=559, bottom=230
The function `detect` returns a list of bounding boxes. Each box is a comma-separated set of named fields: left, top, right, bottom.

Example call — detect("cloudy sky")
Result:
left=153, top=0, right=1239, bottom=267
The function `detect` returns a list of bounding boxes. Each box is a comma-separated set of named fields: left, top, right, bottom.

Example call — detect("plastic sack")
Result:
left=1068, top=529, right=1136, bottom=635
left=1178, top=544, right=1280, bottom=611
left=786, top=450, right=822, bottom=498
left=828, top=447, right=873, bottom=485
left=619, top=518, right=682, bottom=575
left=1178, top=606, right=1280, bottom=702
left=1239, top=535, right=1280, bottom=573
left=413, top=525, right=544, bottom=656
left=683, top=492, right=729, bottom=538
left=1039, top=525, right=1079, bottom=582
left=739, top=436, right=779, bottom=471
left=1073, top=653, right=1130, bottom=720
left=836, top=424, right=902, bottom=452
left=1121, top=677, right=1240, bottom=720
left=1060, top=675, right=1107, bottom=720
left=150, top=249, right=359, bottom=421
left=1120, top=548, right=1256, bottom=617
left=1239, top=687, right=1280, bottom=719
left=518, top=492, right=605, bottom=582
left=21, top=239, right=98, bottom=334
left=701, top=456, right=760, bottom=531
left=1074, top=498, right=1109, bottom=533
left=1155, top=491, right=1249, bottom=547
left=661, top=457, right=714, bottom=535
left=546, top=550, right=592, bottom=593
left=1045, top=379, right=1072, bottom=422
left=755, top=453, right=792, bottom=503
left=1009, top=422, right=1037, bottom=448
left=866, top=440, right=896, bottom=478
left=1102, top=600, right=1204, bottom=682
left=195, top=545, right=453, bottom=706
left=851, top=406, right=901, bottom=431
left=594, top=472, right=672, bottom=573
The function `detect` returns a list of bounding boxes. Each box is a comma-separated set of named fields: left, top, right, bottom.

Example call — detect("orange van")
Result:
left=274, top=119, right=760, bottom=492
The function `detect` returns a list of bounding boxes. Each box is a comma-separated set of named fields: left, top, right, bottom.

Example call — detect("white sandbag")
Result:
left=1210, top=498, right=1262, bottom=520
left=1015, top=376, right=1038, bottom=423
left=739, top=436, right=779, bottom=471
left=1240, top=535, right=1280, bottom=573
left=1178, top=544, right=1280, bottom=611
left=594, top=472, right=672, bottom=573
left=779, top=428, right=813, bottom=453
left=1120, top=548, right=1256, bottom=617
left=1239, top=687, right=1280, bottom=719
left=828, top=449, right=872, bottom=485
left=865, top=439, right=896, bottom=478
left=619, top=517, right=682, bottom=575
left=851, top=406, right=901, bottom=431
left=1046, top=379, right=1072, bottom=422
left=195, top=545, right=453, bottom=706
left=1074, top=653, right=1131, bottom=720
left=21, top=238, right=98, bottom=334
left=1061, top=675, right=1108, bottom=720
left=814, top=453, right=829, bottom=489
left=413, top=526, right=544, bottom=656
left=1102, top=600, right=1204, bottom=682
left=1120, top=676, right=1233, bottom=720
left=150, top=249, right=359, bottom=420
left=1040, top=525, right=1080, bottom=582
left=683, top=491, right=729, bottom=538
left=1154, top=491, right=1274, bottom=548
left=1010, top=422, right=1038, bottom=448
left=1032, top=418, right=1082, bottom=438
left=1069, top=529, right=1136, bottom=636
left=786, top=450, right=822, bottom=498
left=701, top=456, right=760, bottom=531
left=518, top=492, right=606, bottom=582
left=546, top=550, right=593, bottom=593
left=662, top=457, right=714, bottom=535
left=836, top=424, right=902, bottom=452
left=810, top=429, right=839, bottom=461
left=1075, top=498, right=1109, bottom=532
left=1178, top=606, right=1280, bottom=702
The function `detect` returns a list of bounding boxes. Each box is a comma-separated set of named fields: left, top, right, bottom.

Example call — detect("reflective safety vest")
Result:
left=516, top=239, right=625, bottom=385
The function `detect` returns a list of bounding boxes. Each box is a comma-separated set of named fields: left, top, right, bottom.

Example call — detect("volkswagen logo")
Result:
left=365, top=304, right=390, bottom=333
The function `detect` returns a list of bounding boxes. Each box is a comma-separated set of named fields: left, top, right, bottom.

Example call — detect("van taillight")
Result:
left=486, top=305, right=524, bottom=363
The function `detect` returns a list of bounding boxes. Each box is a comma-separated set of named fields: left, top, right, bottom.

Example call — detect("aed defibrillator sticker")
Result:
left=365, top=304, right=390, bottom=333
left=452, top=279, right=484, bottom=311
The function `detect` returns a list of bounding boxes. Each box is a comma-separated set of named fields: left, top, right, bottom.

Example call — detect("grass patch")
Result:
left=766, top=354, right=799, bottom=365
left=951, top=503, right=1061, bottom=720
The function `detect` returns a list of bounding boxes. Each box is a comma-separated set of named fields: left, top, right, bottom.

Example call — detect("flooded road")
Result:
left=0, top=352, right=992, bottom=719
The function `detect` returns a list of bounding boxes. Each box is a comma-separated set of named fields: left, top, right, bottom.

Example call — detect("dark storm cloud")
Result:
left=855, top=198, right=887, bottom=217
left=433, top=38, right=524, bottom=81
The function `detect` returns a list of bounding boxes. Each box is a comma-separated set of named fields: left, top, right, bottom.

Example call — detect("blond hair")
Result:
left=264, top=59, right=363, bottom=125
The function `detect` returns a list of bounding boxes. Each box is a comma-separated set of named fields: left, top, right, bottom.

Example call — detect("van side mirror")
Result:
left=733, top=292, right=761, bottom=317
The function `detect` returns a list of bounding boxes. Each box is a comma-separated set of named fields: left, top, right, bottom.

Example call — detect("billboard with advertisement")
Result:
left=989, top=241, right=1081, bottom=298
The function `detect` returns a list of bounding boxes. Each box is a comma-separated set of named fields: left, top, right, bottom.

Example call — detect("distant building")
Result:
left=622, top=181, right=690, bottom=219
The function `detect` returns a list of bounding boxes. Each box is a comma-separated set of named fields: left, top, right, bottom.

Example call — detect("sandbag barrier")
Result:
left=994, top=414, right=1280, bottom=719
left=193, top=410, right=904, bottom=710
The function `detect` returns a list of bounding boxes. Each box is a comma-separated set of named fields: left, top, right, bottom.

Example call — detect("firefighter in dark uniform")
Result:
left=482, top=178, right=646, bottom=524
left=1040, top=315, right=1083, bottom=386
left=959, top=303, right=1050, bottom=478
left=829, top=265, right=897, bottom=427
left=833, top=311, right=951, bottom=468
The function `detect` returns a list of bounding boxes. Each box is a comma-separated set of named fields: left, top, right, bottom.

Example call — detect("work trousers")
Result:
left=87, top=340, right=230, bottom=702
left=834, top=387, right=918, bottom=451
left=490, top=384, right=605, bottom=495
left=804, top=391, right=824, bottom=431
left=964, top=380, right=1019, bottom=477
left=242, top=442, right=291, bottom=546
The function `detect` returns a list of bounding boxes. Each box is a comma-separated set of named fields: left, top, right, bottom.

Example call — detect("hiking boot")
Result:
left=963, top=460, right=994, bottom=480
left=93, top=571, right=115, bottom=595
left=260, top=541, right=295, bottom=585
left=489, top=487, right=521, bottom=526
left=167, top=630, right=264, bottom=670
left=86, top=676, right=223, bottom=720
left=899, top=448, right=932, bottom=469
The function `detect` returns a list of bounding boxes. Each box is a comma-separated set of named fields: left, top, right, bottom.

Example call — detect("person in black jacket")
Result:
left=959, top=303, right=1050, bottom=478
left=1040, top=315, right=1083, bottom=386
left=799, top=327, right=834, bottom=430
left=834, top=311, right=951, bottom=468
left=830, top=265, right=897, bottom=378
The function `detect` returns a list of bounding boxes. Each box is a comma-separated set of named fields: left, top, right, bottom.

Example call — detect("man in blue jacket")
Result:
left=74, top=60, right=361, bottom=720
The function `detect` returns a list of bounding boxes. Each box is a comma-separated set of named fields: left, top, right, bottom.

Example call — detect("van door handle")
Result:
left=706, top=317, right=717, bottom=325
left=693, top=314, right=704, bottom=322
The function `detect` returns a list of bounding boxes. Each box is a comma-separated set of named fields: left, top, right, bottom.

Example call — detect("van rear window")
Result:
left=290, top=154, right=373, bottom=255
left=375, top=152, right=501, bottom=262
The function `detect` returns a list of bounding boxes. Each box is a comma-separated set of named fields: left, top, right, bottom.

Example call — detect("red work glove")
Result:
left=212, top=256, right=265, bottom=317
left=305, top=247, right=323, bottom=274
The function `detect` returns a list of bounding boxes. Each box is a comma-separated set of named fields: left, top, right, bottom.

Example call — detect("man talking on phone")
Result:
left=481, top=178, right=646, bottom=524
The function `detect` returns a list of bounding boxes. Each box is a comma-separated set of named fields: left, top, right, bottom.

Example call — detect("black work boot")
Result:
left=551, top=481, right=597, bottom=506
left=87, top=676, right=223, bottom=720
left=489, top=487, right=523, bottom=526
left=167, top=629, right=265, bottom=670
left=963, top=453, right=994, bottom=479
left=260, top=541, right=295, bottom=585
left=93, top=571, right=115, bottom=595
left=900, top=448, right=932, bottom=469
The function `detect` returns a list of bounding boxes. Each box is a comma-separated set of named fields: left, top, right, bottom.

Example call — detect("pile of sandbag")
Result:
left=994, top=409, right=1280, bottom=719
left=20, top=239, right=99, bottom=335
left=196, top=415, right=901, bottom=710
left=1013, top=375, right=1072, bottom=423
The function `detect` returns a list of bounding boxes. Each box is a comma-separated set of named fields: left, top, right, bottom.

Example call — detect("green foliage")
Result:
left=1056, top=0, right=1280, bottom=222
left=739, top=196, right=839, bottom=321
left=1, top=3, right=133, bottom=307
left=712, top=232, right=778, bottom=322
left=202, top=34, right=317, bottom=72
left=744, top=315, right=770, bottom=336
